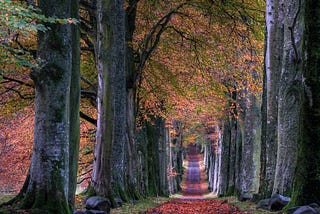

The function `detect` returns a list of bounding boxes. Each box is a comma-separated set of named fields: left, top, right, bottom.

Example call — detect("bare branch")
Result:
left=2, top=86, right=34, bottom=99
left=1, top=73, right=33, bottom=88
left=80, top=111, right=97, bottom=126
left=135, top=2, right=189, bottom=85
left=288, top=0, right=301, bottom=64
left=81, top=76, right=97, bottom=91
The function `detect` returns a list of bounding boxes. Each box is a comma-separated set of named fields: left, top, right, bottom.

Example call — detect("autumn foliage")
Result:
left=145, top=199, right=248, bottom=214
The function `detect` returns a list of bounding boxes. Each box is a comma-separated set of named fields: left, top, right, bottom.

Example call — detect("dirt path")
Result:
left=145, top=144, right=246, bottom=213
left=180, top=144, right=208, bottom=199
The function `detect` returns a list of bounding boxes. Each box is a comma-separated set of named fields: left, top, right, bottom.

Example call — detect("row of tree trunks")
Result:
left=205, top=0, right=303, bottom=202
left=260, top=0, right=303, bottom=197
left=133, top=118, right=182, bottom=197
left=204, top=125, right=222, bottom=195
left=206, top=0, right=320, bottom=208
left=205, top=84, right=261, bottom=197
left=89, top=0, right=183, bottom=203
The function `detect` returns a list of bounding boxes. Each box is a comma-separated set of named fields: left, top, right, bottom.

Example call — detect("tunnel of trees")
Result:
left=0, top=0, right=320, bottom=213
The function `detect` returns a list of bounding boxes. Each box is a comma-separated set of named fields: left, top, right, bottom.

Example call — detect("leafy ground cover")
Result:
left=110, top=197, right=169, bottom=214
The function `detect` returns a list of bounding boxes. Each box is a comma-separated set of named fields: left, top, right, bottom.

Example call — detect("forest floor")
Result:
left=0, top=145, right=280, bottom=214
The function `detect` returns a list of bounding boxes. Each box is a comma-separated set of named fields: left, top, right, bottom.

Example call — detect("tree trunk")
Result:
left=290, top=0, right=320, bottom=205
left=259, top=0, right=285, bottom=198
left=227, top=114, right=237, bottom=195
left=111, top=0, right=127, bottom=198
left=92, top=0, right=126, bottom=202
left=145, top=118, right=161, bottom=195
left=219, top=119, right=231, bottom=196
left=125, top=88, right=140, bottom=199
left=158, top=119, right=168, bottom=196
left=20, top=0, right=73, bottom=212
left=124, top=0, right=140, bottom=199
left=68, top=0, right=81, bottom=208
left=213, top=125, right=222, bottom=194
left=273, top=0, right=303, bottom=196
left=240, top=91, right=261, bottom=194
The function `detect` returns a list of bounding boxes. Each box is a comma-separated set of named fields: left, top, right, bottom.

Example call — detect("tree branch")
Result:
left=288, top=0, right=301, bottom=64
left=135, top=2, right=189, bottom=85
left=80, top=111, right=97, bottom=126
left=1, top=73, right=34, bottom=88
left=1, top=86, right=34, bottom=99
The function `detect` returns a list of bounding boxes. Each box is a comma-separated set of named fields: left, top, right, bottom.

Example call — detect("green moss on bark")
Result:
left=289, top=0, right=320, bottom=206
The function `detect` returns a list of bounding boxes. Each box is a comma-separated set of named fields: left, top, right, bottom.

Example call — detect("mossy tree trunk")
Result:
left=19, top=0, right=74, bottom=212
left=92, top=0, right=126, bottom=202
left=273, top=0, right=303, bottom=196
left=240, top=90, right=261, bottom=195
left=290, top=0, right=320, bottom=205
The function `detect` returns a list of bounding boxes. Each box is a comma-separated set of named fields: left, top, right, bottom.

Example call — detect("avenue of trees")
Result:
left=0, top=0, right=319, bottom=213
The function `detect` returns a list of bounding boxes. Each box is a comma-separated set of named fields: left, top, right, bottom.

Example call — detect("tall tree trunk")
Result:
left=219, top=118, right=231, bottom=196
left=227, top=114, right=237, bottom=195
left=158, top=119, right=168, bottom=196
left=290, top=0, right=320, bottom=205
left=111, top=0, right=127, bottom=198
left=145, top=118, right=161, bottom=195
left=273, top=0, right=303, bottom=196
left=125, top=0, right=140, bottom=199
left=68, top=0, right=81, bottom=208
left=92, top=0, right=126, bottom=202
left=240, top=91, right=261, bottom=194
left=259, top=0, right=285, bottom=198
left=125, top=88, right=140, bottom=199
left=20, top=0, right=73, bottom=212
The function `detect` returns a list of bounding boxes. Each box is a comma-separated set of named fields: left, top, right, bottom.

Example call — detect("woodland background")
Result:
left=0, top=0, right=320, bottom=213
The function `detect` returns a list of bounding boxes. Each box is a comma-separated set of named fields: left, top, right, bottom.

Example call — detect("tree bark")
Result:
left=92, top=0, right=126, bottom=202
left=219, top=119, right=231, bottom=196
left=68, top=0, right=81, bottom=208
left=290, top=0, right=320, bottom=205
left=124, top=0, right=140, bottom=199
left=20, top=0, right=73, bottom=212
left=240, top=91, right=261, bottom=194
left=273, top=0, right=303, bottom=196
left=259, top=0, right=285, bottom=198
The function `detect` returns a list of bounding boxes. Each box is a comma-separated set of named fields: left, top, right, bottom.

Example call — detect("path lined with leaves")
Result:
left=181, top=144, right=207, bottom=199
left=146, top=144, right=247, bottom=213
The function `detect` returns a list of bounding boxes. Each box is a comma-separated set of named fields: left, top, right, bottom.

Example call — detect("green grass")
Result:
left=110, top=197, right=169, bottom=214
left=0, top=195, right=16, bottom=214
left=0, top=195, right=15, bottom=205
left=221, top=196, right=285, bottom=214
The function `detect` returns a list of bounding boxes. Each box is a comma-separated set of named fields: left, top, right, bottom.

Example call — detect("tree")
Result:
left=15, top=0, right=77, bottom=212
left=259, top=0, right=284, bottom=198
left=91, top=0, right=126, bottom=203
left=260, top=0, right=303, bottom=197
left=273, top=0, right=303, bottom=196
left=290, top=0, right=320, bottom=205
left=68, top=0, right=81, bottom=208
